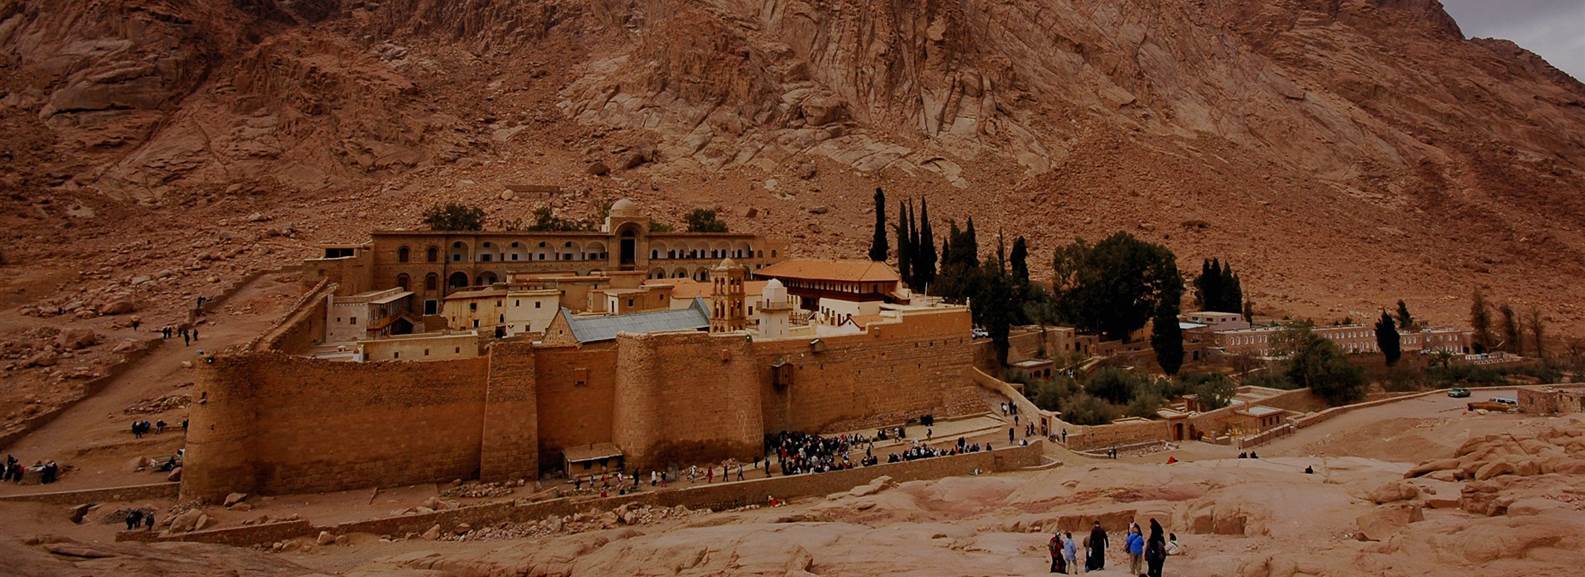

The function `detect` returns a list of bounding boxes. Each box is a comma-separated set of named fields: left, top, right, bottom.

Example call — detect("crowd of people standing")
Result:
left=2, top=454, right=59, bottom=484
left=1047, top=518, right=1176, bottom=575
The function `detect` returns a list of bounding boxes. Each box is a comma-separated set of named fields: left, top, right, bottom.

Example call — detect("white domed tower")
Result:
left=756, top=278, right=793, bottom=338
left=603, top=198, right=650, bottom=270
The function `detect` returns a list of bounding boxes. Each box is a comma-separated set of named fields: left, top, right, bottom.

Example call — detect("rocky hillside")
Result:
left=3, top=0, right=1584, bottom=332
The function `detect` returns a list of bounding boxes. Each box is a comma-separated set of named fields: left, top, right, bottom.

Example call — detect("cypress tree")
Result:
left=1009, top=236, right=1030, bottom=288
left=1376, top=311, right=1402, bottom=366
left=964, top=216, right=980, bottom=269
left=918, top=198, right=936, bottom=287
left=896, top=199, right=912, bottom=286
left=868, top=187, right=888, bottom=261
left=1395, top=300, right=1414, bottom=330
left=1470, top=289, right=1493, bottom=353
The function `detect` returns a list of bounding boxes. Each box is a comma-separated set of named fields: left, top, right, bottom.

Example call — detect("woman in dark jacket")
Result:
left=1145, top=519, right=1168, bottom=577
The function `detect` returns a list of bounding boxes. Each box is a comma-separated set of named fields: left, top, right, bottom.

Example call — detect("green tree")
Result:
left=1375, top=311, right=1402, bottom=366
left=1499, top=303, right=1521, bottom=354
left=1060, top=393, right=1117, bottom=426
left=423, top=202, right=486, bottom=231
left=1284, top=325, right=1367, bottom=406
left=869, top=188, right=888, bottom=261
left=972, top=259, right=1016, bottom=367
left=1181, top=373, right=1235, bottom=410
left=1033, top=376, right=1080, bottom=412
left=1395, top=300, right=1415, bottom=330
left=685, top=208, right=729, bottom=233
left=896, top=200, right=913, bottom=287
left=1470, top=289, right=1493, bottom=353
left=1085, top=367, right=1149, bottom=405
left=1050, top=233, right=1184, bottom=341
left=1527, top=305, right=1546, bottom=359
left=1243, top=300, right=1255, bottom=323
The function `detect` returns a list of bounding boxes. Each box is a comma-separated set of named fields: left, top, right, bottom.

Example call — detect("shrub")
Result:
left=1060, top=393, right=1116, bottom=426
left=1123, top=389, right=1166, bottom=419
left=1242, top=371, right=1298, bottom=390
left=422, top=202, right=486, bottom=231
left=1085, top=367, right=1150, bottom=405
left=1286, top=328, right=1367, bottom=406
left=1033, top=376, right=1080, bottom=412
left=685, top=208, right=728, bottom=232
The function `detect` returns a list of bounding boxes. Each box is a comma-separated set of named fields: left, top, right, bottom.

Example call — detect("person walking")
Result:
left=1064, top=531, right=1077, bottom=574
left=1048, top=531, right=1066, bottom=573
left=1126, top=523, right=1145, bottom=575
left=1145, top=519, right=1168, bottom=577
left=126, top=510, right=142, bottom=531
left=1086, top=521, right=1108, bottom=571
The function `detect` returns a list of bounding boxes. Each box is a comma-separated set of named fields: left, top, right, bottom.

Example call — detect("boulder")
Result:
left=421, top=524, right=442, bottom=540
left=69, top=503, right=93, bottom=524
left=1473, top=461, right=1516, bottom=481
left=97, top=299, right=136, bottom=316
left=316, top=530, right=336, bottom=545
left=586, top=161, right=610, bottom=176
left=58, top=328, right=100, bottom=350
left=1365, top=481, right=1420, bottom=504
left=1355, top=503, right=1423, bottom=541
left=168, top=509, right=203, bottom=533
left=166, top=467, right=182, bottom=482
left=1404, top=457, right=1460, bottom=478
left=223, top=492, right=248, bottom=507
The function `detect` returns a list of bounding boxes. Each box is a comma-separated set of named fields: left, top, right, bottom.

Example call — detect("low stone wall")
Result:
left=0, top=482, right=178, bottom=505
left=147, top=443, right=1043, bottom=546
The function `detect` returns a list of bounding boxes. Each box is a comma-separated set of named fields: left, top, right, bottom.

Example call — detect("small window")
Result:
left=454, top=347, right=461, bottom=353
left=574, top=367, right=589, bottom=387
left=470, top=303, right=478, bottom=312
left=535, top=302, right=542, bottom=309
left=393, top=351, right=400, bottom=359
left=515, top=300, right=520, bottom=306
left=424, top=349, right=430, bottom=356
left=627, top=298, right=635, bottom=307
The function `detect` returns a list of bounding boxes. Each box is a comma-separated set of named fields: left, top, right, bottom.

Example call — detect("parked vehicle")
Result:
left=1447, top=387, right=1471, bottom=398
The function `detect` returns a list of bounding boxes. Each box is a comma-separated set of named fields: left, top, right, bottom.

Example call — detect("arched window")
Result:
left=396, top=273, right=411, bottom=290
left=425, top=273, right=439, bottom=291
left=448, top=272, right=469, bottom=289
left=397, top=246, right=411, bottom=263
left=426, top=246, right=439, bottom=262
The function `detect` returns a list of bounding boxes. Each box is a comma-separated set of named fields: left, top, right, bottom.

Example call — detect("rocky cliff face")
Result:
left=2, top=0, right=1584, bottom=329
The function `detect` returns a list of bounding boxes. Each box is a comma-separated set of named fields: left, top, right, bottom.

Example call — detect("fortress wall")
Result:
left=613, top=332, right=763, bottom=470
left=481, top=342, right=539, bottom=481
left=182, top=353, right=491, bottom=500
left=754, top=308, right=980, bottom=433
left=532, top=343, right=619, bottom=470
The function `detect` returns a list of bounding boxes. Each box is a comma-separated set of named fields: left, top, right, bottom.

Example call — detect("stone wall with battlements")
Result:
left=754, top=307, right=981, bottom=433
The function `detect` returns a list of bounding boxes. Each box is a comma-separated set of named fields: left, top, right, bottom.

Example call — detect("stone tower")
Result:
left=710, top=257, right=747, bottom=333
left=755, top=278, right=794, bottom=338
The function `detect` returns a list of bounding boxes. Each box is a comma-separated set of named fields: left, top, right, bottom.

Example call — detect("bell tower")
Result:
left=709, top=258, right=747, bottom=333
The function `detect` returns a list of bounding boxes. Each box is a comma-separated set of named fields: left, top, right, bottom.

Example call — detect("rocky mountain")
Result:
left=3, top=0, right=1584, bottom=331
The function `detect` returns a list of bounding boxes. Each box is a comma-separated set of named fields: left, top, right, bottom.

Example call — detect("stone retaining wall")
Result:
left=0, top=482, right=178, bottom=505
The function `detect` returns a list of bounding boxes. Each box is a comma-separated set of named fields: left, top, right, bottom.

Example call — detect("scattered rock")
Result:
left=586, top=161, right=610, bottom=176
left=58, top=328, right=99, bottom=350
left=808, top=206, right=829, bottom=215
left=316, top=530, right=336, bottom=546
left=223, top=492, right=248, bottom=507
left=1365, top=481, right=1419, bottom=504
left=421, top=524, right=442, bottom=540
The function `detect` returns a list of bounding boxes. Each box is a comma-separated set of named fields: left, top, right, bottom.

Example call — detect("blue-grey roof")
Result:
left=563, top=298, right=710, bottom=344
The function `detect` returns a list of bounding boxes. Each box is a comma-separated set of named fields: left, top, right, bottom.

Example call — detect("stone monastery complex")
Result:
left=180, top=200, right=1483, bottom=503
left=182, top=200, right=984, bottom=500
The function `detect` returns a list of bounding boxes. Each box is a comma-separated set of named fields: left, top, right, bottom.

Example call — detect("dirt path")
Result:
left=1256, top=388, right=1528, bottom=462
left=0, top=272, right=303, bottom=494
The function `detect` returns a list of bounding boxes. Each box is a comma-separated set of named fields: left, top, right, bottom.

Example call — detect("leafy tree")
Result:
left=1395, top=300, right=1415, bottom=330
left=1124, top=388, right=1166, bottom=419
left=1470, top=289, right=1493, bottom=353
left=971, top=259, right=1016, bottom=367
left=648, top=220, right=675, bottom=232
left=869, top=188, right=888, bottom=261
left=1085, top=367, right=1149, bottom=405
left=896, top=200, right=913, bottom=287
left=1033, top=376, right=1080, bottom=412
left=1375, top=311, right=1402, bottom=366
left=933, top=220, right=982, bottom=302
left=1499, top=303, right=1521, bottom=354
left=685, top=208, right=729, bottom=233
left=423, top=202, right=486, bottom=231
left=1060, top=392, right=1117, bottom=426
left=1050, top=233, right=1184, bottom=341
left=1181, top=373, right=1235, bottom=410
left=916, top=198, right=936, bottom=288
left=1527, top=305, right=1546, bottom=359
left=1284, top=325, right=1367, bottom=406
